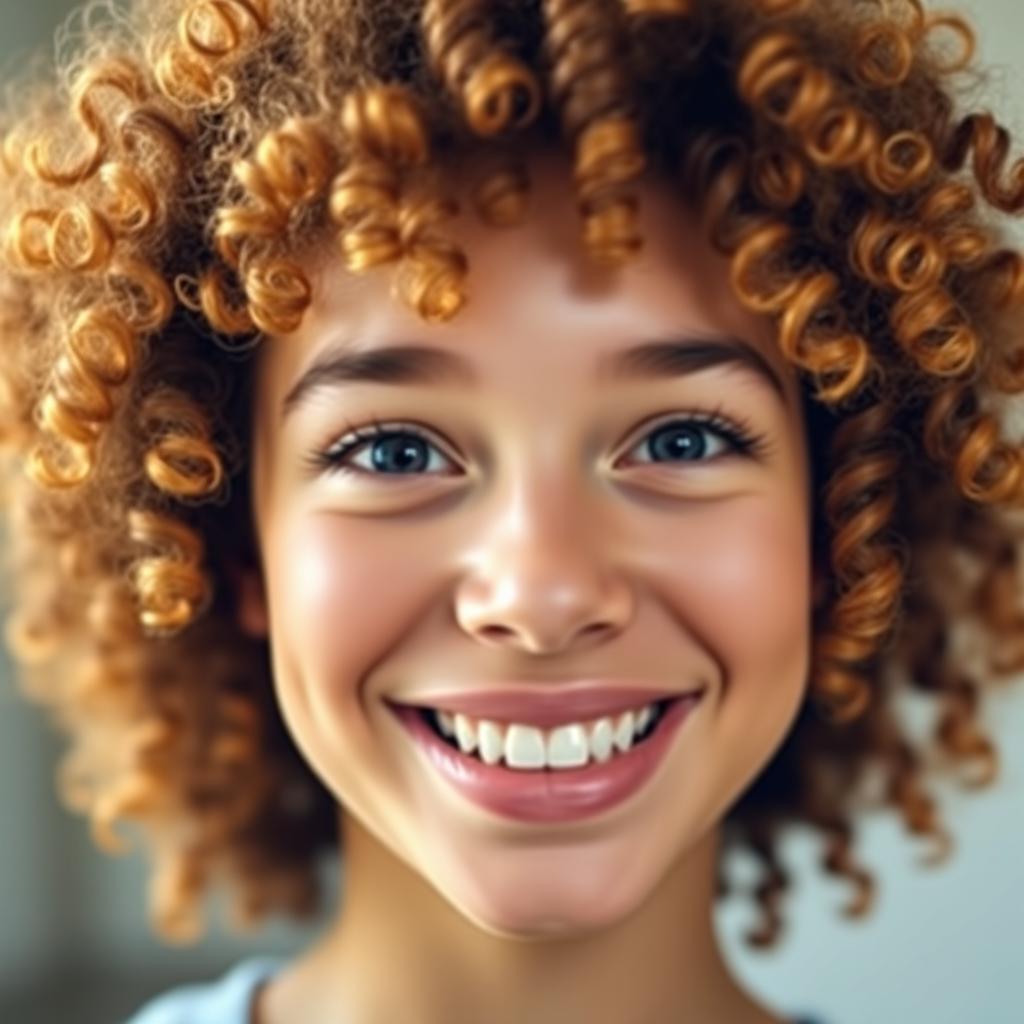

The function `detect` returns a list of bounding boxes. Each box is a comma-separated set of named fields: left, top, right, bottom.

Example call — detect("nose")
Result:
left=453, top=483, right=635, bottom=656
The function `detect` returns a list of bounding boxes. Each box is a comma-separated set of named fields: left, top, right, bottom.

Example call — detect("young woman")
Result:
left=1, top=0, right=1021, bottom=1021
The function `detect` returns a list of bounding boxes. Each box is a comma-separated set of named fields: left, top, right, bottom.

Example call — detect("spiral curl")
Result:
left=98, top=162, right=162, bottom=237
left=944, top=409, right=1024, bottom=505
left=328, top=152, right=405, bottom=271
left=154, top=0, right=271, bottom=109
left=810, top=399, right=907, bottom=723
left=333, top=83, right=469, bottom=321
left=128, top=508, right=211, bottom=634
left=737, top=30, right=935, bottom=195
left=940, top=111, right=1024, bottom=214
left=421, top=0, right=543, bottom=137
left=216, top=117, right=336, bottom=265
left=730, top=219, right=873, bottom=402
left=138, top=387, right=225, bottom=499
left=238, top=254, right=313, bottom=334
left=541, top=0, right=648, bottom=265
left=25, top=57, right=149, bottom=188
left=393, top=192, right=469, bottom=321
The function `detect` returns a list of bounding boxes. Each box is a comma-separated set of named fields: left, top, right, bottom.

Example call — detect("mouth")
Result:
left=388, top=692, right=704, bottom=824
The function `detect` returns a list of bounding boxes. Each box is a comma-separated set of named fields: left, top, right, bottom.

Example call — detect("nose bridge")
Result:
left=453, top=443, right=635, bottom=654
left=499, top=466, right=595, bottom=571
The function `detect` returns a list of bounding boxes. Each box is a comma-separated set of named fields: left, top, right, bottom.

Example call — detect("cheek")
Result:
left=264, top=509, right=444, bottom=794
left=661, top=497, right=811, bottom=720
left=270, top=513, right=427, bottom=682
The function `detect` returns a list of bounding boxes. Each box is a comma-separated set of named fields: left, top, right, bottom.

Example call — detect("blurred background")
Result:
left=0, top=1, right=1023, bottom=1022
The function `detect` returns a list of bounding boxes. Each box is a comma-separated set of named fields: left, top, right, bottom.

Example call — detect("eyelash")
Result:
left=303, top=404, right=771, bottom=480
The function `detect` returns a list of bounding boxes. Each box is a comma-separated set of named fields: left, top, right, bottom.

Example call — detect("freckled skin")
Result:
left=240, top=149, right=814, bottom=1024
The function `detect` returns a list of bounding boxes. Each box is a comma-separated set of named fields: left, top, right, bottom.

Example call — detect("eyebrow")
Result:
left=280, top=335, right=788, bottom=421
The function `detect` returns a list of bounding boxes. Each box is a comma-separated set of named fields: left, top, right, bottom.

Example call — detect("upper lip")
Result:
left=388, top=681, right=704, bottom=729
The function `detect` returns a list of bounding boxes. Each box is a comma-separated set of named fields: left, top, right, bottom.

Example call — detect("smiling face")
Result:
left=242, top=147, right=815, bottom=940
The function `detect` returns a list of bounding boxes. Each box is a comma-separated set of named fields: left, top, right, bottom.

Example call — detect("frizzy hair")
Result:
left=0, top=0, right=1022, bottom=947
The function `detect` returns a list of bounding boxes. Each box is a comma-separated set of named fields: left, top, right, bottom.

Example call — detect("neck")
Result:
left=260, top=810, right=785, bottom=1024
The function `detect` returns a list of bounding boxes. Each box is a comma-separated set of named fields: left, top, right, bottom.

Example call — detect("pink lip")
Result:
left=390, top=693, right=702, bottom=824
left=389, top=682, right=703, bottom=729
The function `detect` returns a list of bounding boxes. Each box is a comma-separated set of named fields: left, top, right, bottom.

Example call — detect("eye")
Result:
left=620, top=410, right=767, bottom=468
left=306, top=419, right=456, bottom=479
left=305, top=407, right=769, bottom=480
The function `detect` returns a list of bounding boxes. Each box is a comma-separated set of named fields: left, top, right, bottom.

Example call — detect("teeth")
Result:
left=453, top=713, right=477, bottom=753
left=636, top=704, right=652, bottom=734
left=478, top=720, right=504, bottom=765
left=505, top=723, right=547, bottom=768
left=543, top=722, right=589, bottom=768
left=438, top=702, right=663, bottom=770
left=613, top=710, right=635, bottom=753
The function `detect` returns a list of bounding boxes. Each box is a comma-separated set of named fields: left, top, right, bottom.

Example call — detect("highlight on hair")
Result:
left=1, top=0, right=1023, bottom=947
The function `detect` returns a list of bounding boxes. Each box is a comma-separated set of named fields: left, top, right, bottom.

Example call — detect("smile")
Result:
left=388, top=692, right=703, bottom=824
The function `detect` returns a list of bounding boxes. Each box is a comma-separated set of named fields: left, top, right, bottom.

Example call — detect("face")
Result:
left=243, top=148, right=814, bottom=940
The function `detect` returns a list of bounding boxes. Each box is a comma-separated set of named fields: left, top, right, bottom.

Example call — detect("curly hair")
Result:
left=1, top=0, right=1023, bottom=948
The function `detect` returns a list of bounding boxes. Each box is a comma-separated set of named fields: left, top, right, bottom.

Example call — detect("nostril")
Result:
left=478, top=625, right=516, bottom=642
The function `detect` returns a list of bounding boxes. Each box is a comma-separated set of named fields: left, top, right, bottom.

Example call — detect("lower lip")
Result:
left=389, top=695, right=702, bottom=824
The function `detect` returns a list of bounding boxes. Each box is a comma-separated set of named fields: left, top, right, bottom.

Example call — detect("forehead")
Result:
left=254, top=147, right=795, bottom=414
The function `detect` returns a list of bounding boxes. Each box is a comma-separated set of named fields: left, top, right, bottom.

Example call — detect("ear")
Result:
left=228, top=561, right=269, bottom=638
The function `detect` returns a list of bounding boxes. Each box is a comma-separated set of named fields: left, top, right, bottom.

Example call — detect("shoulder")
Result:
left=122, top=957, right=288, bottom=1024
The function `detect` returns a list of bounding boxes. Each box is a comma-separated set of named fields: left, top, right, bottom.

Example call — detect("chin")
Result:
left=442, top=875, right=645, bottom=943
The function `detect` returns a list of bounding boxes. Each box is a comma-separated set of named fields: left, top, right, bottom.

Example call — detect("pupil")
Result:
left=371, top=435, right=427, bottom=473
left=650, top=424, right=705, bottom=461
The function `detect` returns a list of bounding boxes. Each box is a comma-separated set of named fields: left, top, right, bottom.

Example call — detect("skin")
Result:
left=237, top=147, right=818, bottom=1024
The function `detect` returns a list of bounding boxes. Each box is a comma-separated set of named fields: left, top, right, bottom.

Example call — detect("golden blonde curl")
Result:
left=941, top=111, right=1024, bottom=214
left=331, top=83, right=469, bottom=321
left=729, top=220, right=873, bottom=402
left=153, top=0, right=271, bottom=109
left=195, top=265, right=256, bottom=335
left=394, top=192, right=469, bottom=322
left=541, top=0, right=649, bottom=265
left=144, top=435, right=225, bottom=500
left=328, top=153, right=405, bottom=271
left=219, top=116, right=336, bottom=254
left=26, top=296, right=153, bottom=491
left=6, top=203, right=117, bottom=275
left=25, top=56, right=149, bottom=187
left=98, top=162, right=162, bottom=237
left=737, top=30, right=934, bottom=194
left=239, top=254, right=313, bottom=334
left=179, top=0, right=270, bottom=59
left=850, top=207, right=947, bottom=292
left=128, top=507, right=211, bottom=634
left=421, top=0, right=543, bottom=137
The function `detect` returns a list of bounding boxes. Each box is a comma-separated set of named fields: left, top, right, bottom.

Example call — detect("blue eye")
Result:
left=321, top=422, right=454, bottom=476
left=627, top=416, right=759, bottom=465
left=306, top=410, right=767, bottom=480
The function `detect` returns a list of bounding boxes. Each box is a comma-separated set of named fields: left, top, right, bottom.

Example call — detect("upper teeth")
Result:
left=433, top=702, right=660, bottom=770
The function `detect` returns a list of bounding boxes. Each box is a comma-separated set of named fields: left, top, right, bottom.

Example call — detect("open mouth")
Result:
left=389, top=692, right=704, bottom=823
